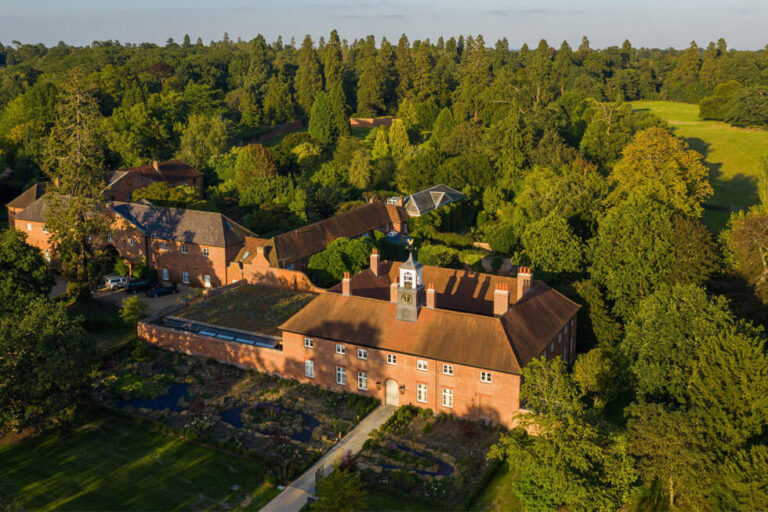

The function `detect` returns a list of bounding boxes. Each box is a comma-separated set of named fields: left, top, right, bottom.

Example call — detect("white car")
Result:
left=105, top=276, right=129, bottom=290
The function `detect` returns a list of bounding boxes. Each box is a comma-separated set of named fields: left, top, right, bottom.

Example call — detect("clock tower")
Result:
left=396, top=250, right=424, bottom=322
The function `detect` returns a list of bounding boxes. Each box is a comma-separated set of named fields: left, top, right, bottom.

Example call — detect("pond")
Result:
left=117, top=383, right=190, bottom=413
left=380, top=442, right=454, bottom=477
left=220, top=403, right=320, bottom=443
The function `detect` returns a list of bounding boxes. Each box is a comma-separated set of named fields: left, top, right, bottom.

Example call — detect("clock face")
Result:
left=400, top=292, right=414, bottom=305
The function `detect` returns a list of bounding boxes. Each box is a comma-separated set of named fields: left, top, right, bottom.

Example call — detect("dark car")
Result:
left=124, top=280, right=153, bottom=294
left=146, top=284, right=178, bottom=297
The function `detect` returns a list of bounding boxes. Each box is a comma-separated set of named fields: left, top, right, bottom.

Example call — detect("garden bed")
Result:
left=356, top=406, right=503, bottom=508
left=96, top=343, right=378, bottom=484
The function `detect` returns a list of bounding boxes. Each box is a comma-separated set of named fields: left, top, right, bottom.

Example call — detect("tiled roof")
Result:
left=13, top=196, right=49, bottom=223
left=283, top=261, right=580, bottom=374
left=6, top=183, right=46, bottom=209
left=403, top=184, right=463, bottom=216
left=118, top=159, right=202, bottom=181
left=269, top=201, right=408, bottom=266
left=110, top=202, right=253, bottom=247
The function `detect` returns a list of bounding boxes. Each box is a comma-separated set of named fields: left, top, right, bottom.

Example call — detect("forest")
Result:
left=1, top=33, right=768, bottom=510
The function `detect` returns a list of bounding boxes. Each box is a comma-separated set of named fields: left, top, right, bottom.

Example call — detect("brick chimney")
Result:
left=370, top=248, right=380, bottom=277
left=342, top=272, right=351, bottom=296
left=494, top=283, right=510, bottom=316
left=397, top=196, right=404, bottom=207
left=152, top=160, right=160, bottom=172
left=390, top=282, right=398, bottom=303
left=426, top=283, right=436, bottom=309
left=516, top=266, right=533, bottom=302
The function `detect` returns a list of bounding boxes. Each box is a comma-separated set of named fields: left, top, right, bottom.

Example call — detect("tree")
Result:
left=314, top=463, right=367, bottom=512
left=579, top=101, right=635, bottom=169
left=308, top=91, right=338, bottom=145
left=177, top=114, right=229, bottom=170
left=0, top=297, right=96, bottom=434
left=0, top=229, right=54, bottom=315
left=348, top=149, right=373, bottom=189
left=387, top=119, right=410, bottom=159
left=308, top=237, right=375, bottom=287
left=295, top=35, right=323, bottom=116
left=42, top=69, right=110, bottom=300
left=522, top=213, right=585, bottom=274
left=120, top=295, right=148, bottom=326
left=131, top=182, right=208, bottom=210
left=722, top=207, right=768, bottom=302
left=609, top=127, right=712, bottom=217
left=262, top=76, right=295, bottom=125
left=371, top=128, right=390, bottom=159
left=430, top=107, right=454, bottom=148
left=234, top=143, right=276, bottom=178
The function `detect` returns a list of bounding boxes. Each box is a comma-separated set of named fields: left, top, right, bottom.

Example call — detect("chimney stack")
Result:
left=390, top=282, right=398, bottom=303
left=370, top=248, right=380, bottom=277
left=397, top=196, right=404, bottom=207
left=494, top=283, right=511, bottom=316
left=516, top=266, right=533, bottom=302
left=342, top=272, right=351, bottom=296
left=426, top=283, right=436, bottom=309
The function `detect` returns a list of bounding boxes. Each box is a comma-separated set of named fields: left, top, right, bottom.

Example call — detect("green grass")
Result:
left=631, top=100, right=768, bottom=209
left=177, top=284, right=316, bottom=335
left=68, top=299, right=136, bottom=354
left=469, top=461, right=522, bottom=511
left=0, top=413, right=278, bottom=511
left=262, top=128, right=308, bottom=147
left=362, top=487, right=448, bottom=511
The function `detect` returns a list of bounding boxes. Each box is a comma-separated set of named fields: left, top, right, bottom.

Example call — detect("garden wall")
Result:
left=349, top=117, right=395, bottom=128
left=138, top=322, right=286, bottom=374
left=227, top=263, right=325, bottom=293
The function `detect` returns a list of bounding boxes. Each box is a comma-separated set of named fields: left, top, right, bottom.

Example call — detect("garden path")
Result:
left=260, top=404, right=395, bottom=512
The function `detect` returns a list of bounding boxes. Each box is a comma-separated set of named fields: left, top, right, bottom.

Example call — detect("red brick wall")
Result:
left=107, top=174, right=155, bottom=202
left=150, top=238, right=235, bottom=287
left=227, top=262, right=324, bottom=292
left=139, top=322, right=285, bottom=374
left=540, top=315, right=578, bottom=362
left=14, top=219, right=51, bottom=252
left=282, top=331, right=522, bottom=426
left=349, top=118, right=395, bottom=128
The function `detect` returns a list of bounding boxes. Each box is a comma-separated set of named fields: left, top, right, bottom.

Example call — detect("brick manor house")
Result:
left=141, top=249, right=580, bottom=426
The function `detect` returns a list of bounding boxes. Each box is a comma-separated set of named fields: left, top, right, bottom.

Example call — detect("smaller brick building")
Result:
left=12, top=197, right=253, bottom=288
left=105, top=159, right=204, bottom=202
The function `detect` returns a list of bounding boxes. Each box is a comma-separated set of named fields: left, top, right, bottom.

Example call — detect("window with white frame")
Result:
left=107, top=233, right=113, bottom=243
left=304, top=337, right=314, bottom=348
left=26, top=223, right=31, bottom=231
left=181, top=244, right=188, bottom=254
left=182, top=271, right=190, bottom=284
left=160, top=242, right=167, bottom=250
left=387, top=354, right=397, bottom=365
left=417, top=360, right=428, bottom=371
left=305, top=360, right=314, bottom=378
left=357, top=348, right=368, bottom=360
left=42, top=225, right=48, bottom=233
left=44, top=249, right=51, bottom=262
left=558, top=333, right=562, bottom=344
left=202, top=248, right=209, bottom=257
left=336, top=344, right=346, bottom=355
left=162, top=268, right=169, bottom=281
left=550, top=341, right=554, bottom=352
left=358, top=371, right=368, bottom=390
left=564, top=324, right=568, bottom=335
left=129, top=238, right=135, bottom=247
left=442, top=364, right=453, bottom=375
left=563, top=346, right=567, bottom=360
left=570, top=318, right=574, bottom=327
left=417, top=383, right=428, bottom=403
left=203, top=274, right=211, bottom=288
left=570, top=338, right=575, bottom=354
left=481, top=371, right=492, bottom=383
left=441, top=387, right=454, bottom=408
left=543, top=348, right=547, bottom=358
left=336, top=366, right=346, bottom=385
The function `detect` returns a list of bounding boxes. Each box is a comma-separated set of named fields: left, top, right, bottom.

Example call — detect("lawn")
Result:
left=631, top=100, right=768, bottom=229
left=68, top=298, right=136, bottom=354
left=176, top=284, right=316, bottom=336
left=0, top=413, right=279, bottom=511
left=468, top=461, right=522, bottom=511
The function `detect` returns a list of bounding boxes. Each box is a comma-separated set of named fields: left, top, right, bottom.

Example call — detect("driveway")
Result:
left=95, top=285, right=195, bottom=315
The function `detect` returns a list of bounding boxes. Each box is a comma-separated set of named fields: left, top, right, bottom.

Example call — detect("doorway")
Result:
left=385, top=379, right=399, bottom=406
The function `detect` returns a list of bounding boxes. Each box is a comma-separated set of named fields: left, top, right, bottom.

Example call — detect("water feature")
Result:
left=379, top=442, right=454, bottom=477
left=219, top=403, right=320, bottom=443
left=117, top=383, right=190, bottom=412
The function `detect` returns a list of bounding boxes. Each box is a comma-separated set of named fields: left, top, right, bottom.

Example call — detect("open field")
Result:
left=632, top=101, right=768, bottom=229
left=176, top=284, right=316, bottom=335
left=0, top=413, right=278, bottom=511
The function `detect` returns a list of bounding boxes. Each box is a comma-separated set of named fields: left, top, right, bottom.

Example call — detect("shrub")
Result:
left=120, top=295, right=147, bottom=326
left=418, top=244, right=462, bottom=269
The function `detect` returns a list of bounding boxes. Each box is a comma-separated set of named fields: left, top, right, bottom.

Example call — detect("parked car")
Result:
left=124, top=280, right=153, bottom=294
left=146, top=284, right=178, bottom=297
left=105, top=276, right=129, bottom=290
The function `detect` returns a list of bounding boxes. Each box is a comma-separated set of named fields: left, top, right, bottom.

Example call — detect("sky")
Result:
left=1, top=0, right=767, bottom=50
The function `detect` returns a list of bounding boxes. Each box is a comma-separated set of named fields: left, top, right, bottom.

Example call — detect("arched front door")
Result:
left=385, top=379, right=399, bottom=406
